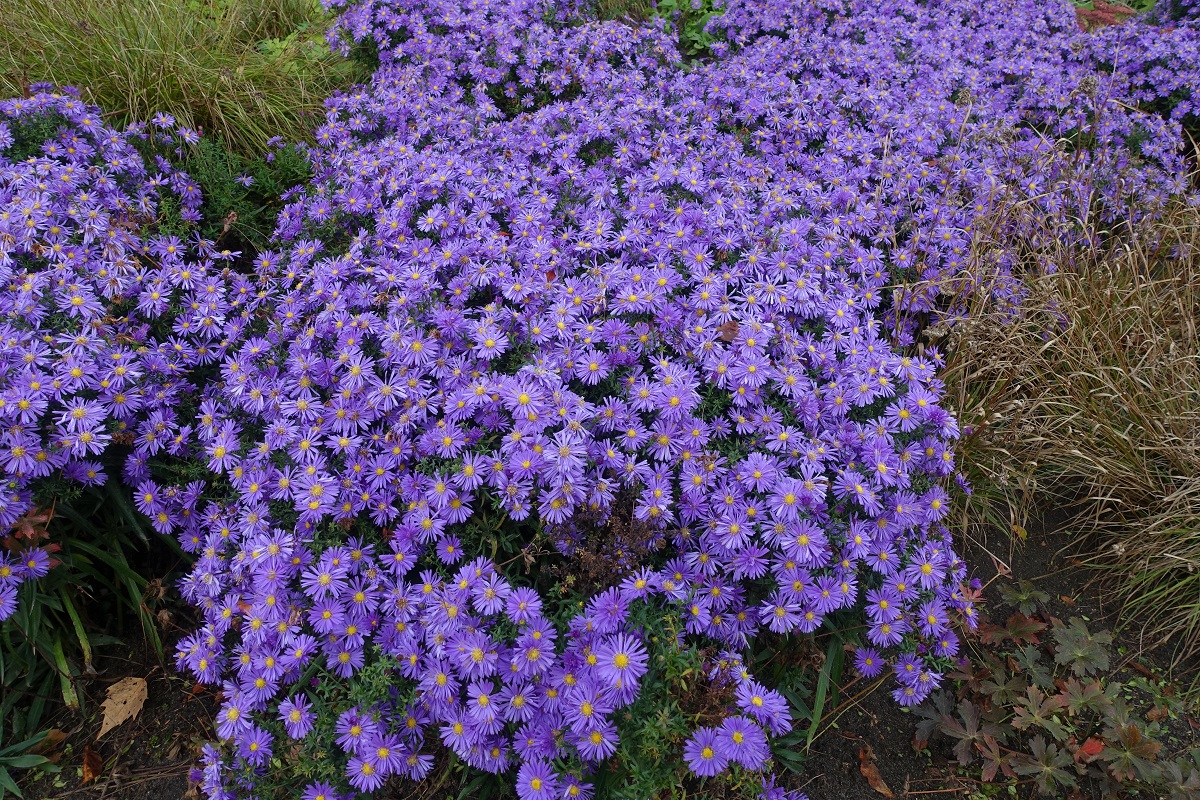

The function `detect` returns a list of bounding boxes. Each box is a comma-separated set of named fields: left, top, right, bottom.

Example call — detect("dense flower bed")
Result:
left=1, top=0, right=1196, bottom=797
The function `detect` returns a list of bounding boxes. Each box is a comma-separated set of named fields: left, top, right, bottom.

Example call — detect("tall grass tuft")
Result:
left=933, top=198, right=1200, bottom=662
left=0, top=0, right=363, bottom=156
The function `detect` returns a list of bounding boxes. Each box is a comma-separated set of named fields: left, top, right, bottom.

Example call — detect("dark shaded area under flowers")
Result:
left=2, top=0, right=1199, bottom=797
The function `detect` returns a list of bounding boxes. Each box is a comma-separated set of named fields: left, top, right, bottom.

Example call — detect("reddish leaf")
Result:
left=978, top=735, right=1017, bottom=782
left=980, top=613, right=1047, bottom=645
left=858, top=744, right=895, bottom=798
left=1075, top=737, right=1105, bottom=763
left=1006, top=613, right=1048, bottom=644
left=81, top=745, right=103, bottom=785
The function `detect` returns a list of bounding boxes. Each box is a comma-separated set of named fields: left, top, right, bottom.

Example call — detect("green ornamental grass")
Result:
left=0, top=0, right=363, bottom=156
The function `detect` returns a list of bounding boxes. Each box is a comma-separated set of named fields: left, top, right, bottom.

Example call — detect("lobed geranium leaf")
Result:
left=1013, top=736, right=1078, bottom=796
left=937, top=700, right=1009, bottom=766
left=1102, top=723, right=1163, bottom=783
left=1052, top=617, right=1112, bottom=677
left=997, top=580, right=1051, bottom=616
left=1060, top=677, right=1111, bottom=717
left=1012, top=686, right=1069, bottom=741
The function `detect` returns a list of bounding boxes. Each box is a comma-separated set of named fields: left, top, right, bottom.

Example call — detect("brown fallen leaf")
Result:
left=29, top=728, right=68, bottom=756
left=97, top=677, right=148, bottom=739
left=859, top=744, right=895, bottom=798
left=81, top=745, right=103, bottom=785
left=1129, top=661, right=1156, bottom=679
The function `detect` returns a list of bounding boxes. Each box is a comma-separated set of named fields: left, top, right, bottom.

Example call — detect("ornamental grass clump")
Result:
left=0, top=0, right=361, bottom=157
left=936, top=197, right=1200, bottom=662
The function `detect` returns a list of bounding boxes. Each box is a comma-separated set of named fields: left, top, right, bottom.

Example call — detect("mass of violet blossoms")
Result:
left=0, top=0, right=1196, bottom=795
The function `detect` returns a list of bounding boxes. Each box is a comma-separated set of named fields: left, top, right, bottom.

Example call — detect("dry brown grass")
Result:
left=928, top=198, right=1200, bottom=662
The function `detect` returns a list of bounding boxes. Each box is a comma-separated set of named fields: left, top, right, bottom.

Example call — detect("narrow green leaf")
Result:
left=49, top=638, right=78, bottom=711
left=806, top=636, right=844, bottom=748
left=0, top=766, right=24, bottom=798
left=58, top=589, right=92, bottom=672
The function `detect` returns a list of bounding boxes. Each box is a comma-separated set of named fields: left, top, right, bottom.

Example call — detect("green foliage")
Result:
left=652, top=0, right=726, bottom=57
left=0, top=728, right=58, bottom=799
left=1052, top=617, right=1113, bottom=677
left=0, top=112, right=67, bottom=164
left=169, top=137, right=313, bottom=255
left=997, top=580, right=1050, bottom=617
left=1, top=479, right=178, bottom=749
left=918, top=586, right=1200, bottom=798
left=0, top=0, right=366, bottom=156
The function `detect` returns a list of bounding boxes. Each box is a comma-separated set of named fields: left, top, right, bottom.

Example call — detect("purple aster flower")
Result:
left=593, top=633, right=648, bottom=691
left=347, top=755, right=386, bottom=792
left=853, top=646, right=885, bottom=678
left=718, top=716, right=769, bottom=769
left=237, top=726, right=272, bottom=767
left=683, top=726, right=728, bottom=777
left=278, top=694, right=314, bottom=739
left=516, top=759, right=558, bottom=800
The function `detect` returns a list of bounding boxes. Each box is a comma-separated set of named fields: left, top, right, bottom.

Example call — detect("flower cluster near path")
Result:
left=0, top=0, right=1195, bottom=796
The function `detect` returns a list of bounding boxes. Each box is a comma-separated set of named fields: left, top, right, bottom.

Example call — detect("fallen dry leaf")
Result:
left=81, top=745, right=103, bottom=785
left=97, top=677, right=148, bottom=739
left=859, top=744, right=895, bottom=798
left=29, top=728, right=67, bottom=756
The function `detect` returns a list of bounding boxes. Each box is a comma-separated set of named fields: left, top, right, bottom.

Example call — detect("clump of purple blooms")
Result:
left=0, top=88, right=226, bottom=618
left=2, top=0, right=1197, bottom=796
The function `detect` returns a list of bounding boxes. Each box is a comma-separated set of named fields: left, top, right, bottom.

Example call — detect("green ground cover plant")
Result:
left=917, top=582, right=1200, bottom=798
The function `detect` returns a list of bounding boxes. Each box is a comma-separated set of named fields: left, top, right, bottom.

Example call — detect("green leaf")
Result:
left=58, top=589, right=92, bottom=673
left=1013, top=736, right=1077, bottom=796
left=997, top=579, right=1050, bottom=616
left=1060, top=678, right=1111, bottom=716
left=49, top=637, right=78, bottom=711
left=806, top=637, right=843, bottom=747
left=1011, top=686, right=1069, bottom=741
left=0, top=766, right=24, bottom=798
left=1052, top=617, right=1112, bottom=677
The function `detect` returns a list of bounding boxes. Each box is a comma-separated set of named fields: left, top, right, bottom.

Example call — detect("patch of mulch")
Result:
left=19, top=629, right=217, bottom=800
